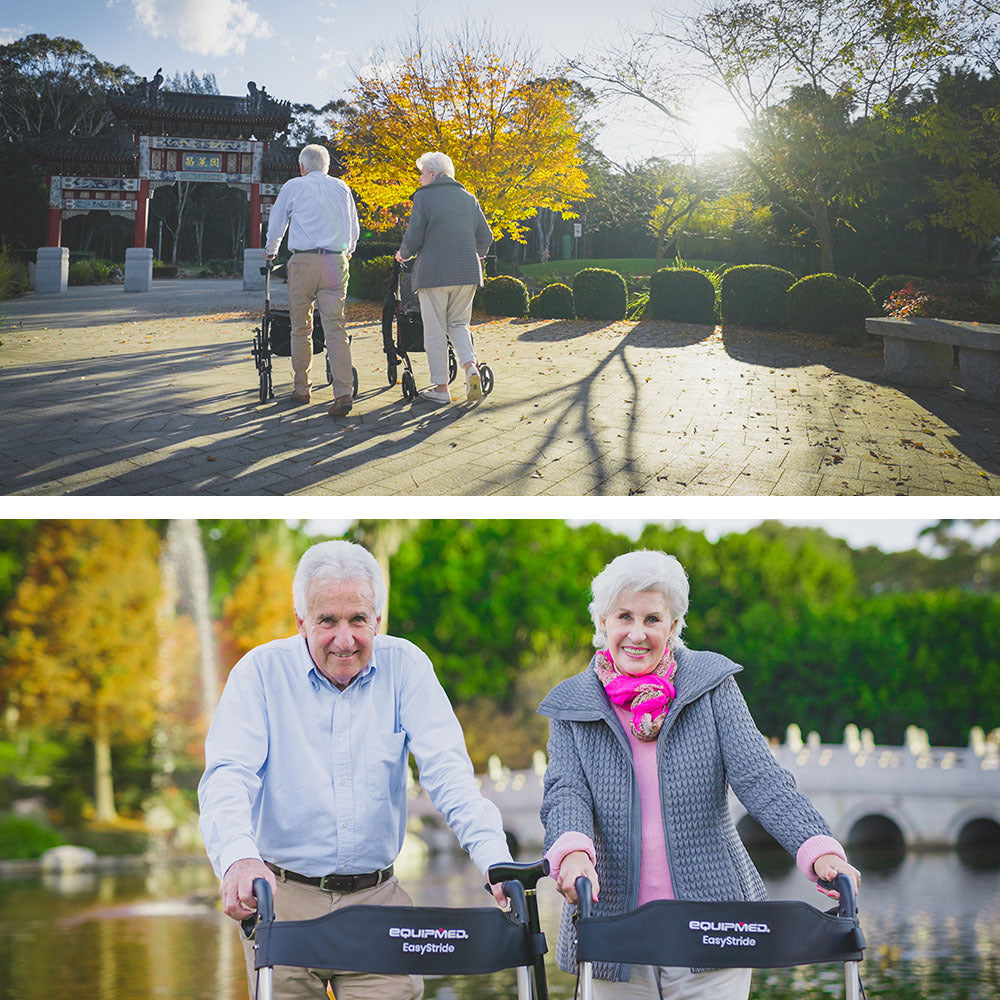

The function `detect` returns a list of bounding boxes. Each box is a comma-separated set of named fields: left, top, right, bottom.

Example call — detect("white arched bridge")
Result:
left=406, top=725, right=1000, bottom=854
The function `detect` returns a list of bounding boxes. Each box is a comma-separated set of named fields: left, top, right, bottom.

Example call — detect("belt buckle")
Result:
left=374, top=867, right=385, bottom=887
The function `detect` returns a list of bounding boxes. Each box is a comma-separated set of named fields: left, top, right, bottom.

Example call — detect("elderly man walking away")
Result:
left=396, top=151, right=493, bottom=405
left=265, top=144, right=360, bottom=416
left=198, top=539, right=513, bottom=1000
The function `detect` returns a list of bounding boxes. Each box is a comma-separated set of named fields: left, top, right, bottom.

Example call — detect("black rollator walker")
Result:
left=242, top=859, right=550, bottom=1000
left=252, top=262, right=358, bottom=404
left=382, top=259, right=495, bottom=402
left=572, top=873, right=865, bottom=1000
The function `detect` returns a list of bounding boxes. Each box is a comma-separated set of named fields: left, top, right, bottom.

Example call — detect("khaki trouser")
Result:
left=242, top=875, right=422, bottom=1000
left=287, top=251, right=352, bottom=398
left=416, top=285, right=478, bottom=386
left=591, top=964, right=752, bottom=1000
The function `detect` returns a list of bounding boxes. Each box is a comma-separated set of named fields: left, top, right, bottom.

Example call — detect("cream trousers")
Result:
left=286, top=251, right=352, bottom=398
left=416, top=284, right=478, bottom=386
left=591, top=964, right=752, bottom=1000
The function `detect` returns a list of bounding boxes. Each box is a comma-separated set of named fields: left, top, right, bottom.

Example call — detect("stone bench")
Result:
left=865, top=316, right=1000, bottom=404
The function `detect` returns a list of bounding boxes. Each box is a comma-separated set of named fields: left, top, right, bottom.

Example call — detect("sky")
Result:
left=2, top=0, right=730, bottom=161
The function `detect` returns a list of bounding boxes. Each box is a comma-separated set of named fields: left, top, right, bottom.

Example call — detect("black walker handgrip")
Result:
left=502, top=879, right=529, bottom=925
left=487, top=858, right=550, bottom=892
left=574, top=876, right=593, bottom=919
left=241, top=876, right=275, bottom=938
left=817, top=873, right=858, bottom=920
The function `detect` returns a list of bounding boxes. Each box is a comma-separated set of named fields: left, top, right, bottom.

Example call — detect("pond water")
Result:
left=1, top=846, right=997, bottom=1000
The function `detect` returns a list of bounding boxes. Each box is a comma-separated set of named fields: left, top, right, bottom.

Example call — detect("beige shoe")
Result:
left=328, top=395, right=353, bottom=417
left=282, top=391, right=310, bottom=406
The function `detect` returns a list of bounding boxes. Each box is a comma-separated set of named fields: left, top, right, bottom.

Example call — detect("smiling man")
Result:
left=198, top=540, right=512, bottom=1000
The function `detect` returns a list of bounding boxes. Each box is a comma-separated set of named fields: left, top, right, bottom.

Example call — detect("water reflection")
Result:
left=1, top=848, right=997, bottom=1000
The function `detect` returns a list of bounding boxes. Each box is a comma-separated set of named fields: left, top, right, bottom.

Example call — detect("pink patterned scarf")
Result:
left=594, top=647, right=677, bottom=741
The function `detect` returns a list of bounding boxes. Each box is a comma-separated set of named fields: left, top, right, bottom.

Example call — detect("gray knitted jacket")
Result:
left=538, top=647, right=833, bottom=982
left=397, top=177, right=493, bottom=291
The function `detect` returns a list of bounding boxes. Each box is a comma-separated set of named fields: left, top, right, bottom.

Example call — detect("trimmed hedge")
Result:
left=528, top=282, right=574, bottom=319
left=720, top=264, right=796, bottom=328
left=348, top=255, right=394, bottom=300
left=647, top=267, right=716, bottom=323
left=352, top=241, right=401, bottom=263
left=785, top=273, right=877, bottom=341
left=573, top=267, right=627, bottom=320
left=69, top=258, right=115, bottom=285
left=869, top=273, right=937, bottom=314
left=481, top=275, right=529, bottom=317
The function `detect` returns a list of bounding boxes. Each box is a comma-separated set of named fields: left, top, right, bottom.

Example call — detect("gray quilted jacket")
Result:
left=538, top=647, right=832, bottom=982
left=397, top=176, right=493, bottom=291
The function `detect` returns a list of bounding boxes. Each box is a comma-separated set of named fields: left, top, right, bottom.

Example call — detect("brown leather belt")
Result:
left=265, top=861, right=393, bottom=892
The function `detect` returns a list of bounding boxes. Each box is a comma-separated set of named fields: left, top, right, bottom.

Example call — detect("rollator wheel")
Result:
left=448, top=347, right=458, bottom=383
left=325, top=354, right=333, bottom=387
left=401, top=369, right=416, bottom=400
left=352, top=366, right=359, bottom=399
left=480, top=364, right=494, bottom=395
left=386, top=357, right=398, bottom=387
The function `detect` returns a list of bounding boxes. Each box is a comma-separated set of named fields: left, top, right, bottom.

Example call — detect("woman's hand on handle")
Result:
left=555, top=850, right=599, bottom=905
left=813, top=853, right=861, bottom=899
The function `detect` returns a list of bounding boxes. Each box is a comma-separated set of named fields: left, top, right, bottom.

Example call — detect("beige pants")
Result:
left=287, top=251, right=352, bottom=398
left=241, top=876, right=422, bottom=1000
left=591, top=964, right=752, bottom=1000
left=416, top=285, right=478, bottom=386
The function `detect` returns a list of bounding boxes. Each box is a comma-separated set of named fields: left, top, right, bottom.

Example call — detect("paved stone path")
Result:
left=1, top=278, right=997, bottom=495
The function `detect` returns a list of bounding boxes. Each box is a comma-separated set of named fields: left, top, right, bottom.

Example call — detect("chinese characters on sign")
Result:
left=183, top=152, right=223, bottom=172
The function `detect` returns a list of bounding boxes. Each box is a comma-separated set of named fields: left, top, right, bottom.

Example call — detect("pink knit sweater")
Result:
left=546, top=701, right=845, bottom=902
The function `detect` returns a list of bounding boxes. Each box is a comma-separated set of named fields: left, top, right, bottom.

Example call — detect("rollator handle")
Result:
left=574, top=877, right=593, bottom=919
left=502, top=879, right=530, bottom=924
left=487, top=859, right=550, bottom=892
left=241, top=876, right=275, bottom=938
left=817, top=873, right=858, bottom=920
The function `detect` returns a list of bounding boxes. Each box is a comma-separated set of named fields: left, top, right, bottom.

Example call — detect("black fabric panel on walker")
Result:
left=267, top=310, right=326, bottom=356
left=254, top=904, right=538, bottom=975
left=576, top=898, right=865, bottom=969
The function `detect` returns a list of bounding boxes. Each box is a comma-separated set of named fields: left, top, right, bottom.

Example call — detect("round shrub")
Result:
left=347, top=255, right=395, bottom=300
left=573, top=267, right=627, bottom=321
left=481, top=275, right=529, bottom=317
left=785, top=273, right=878, bottom=341
left=528, top=282, right=574, bottom=319
left=68, top=258, right=113, bottom=286
left=0, top=813, right=65, bottom=859
left=647, top=267, right=716, bottom=323
left=719, top=264, right=796, bottom=328
left=869, top=273, right=937, bottom=314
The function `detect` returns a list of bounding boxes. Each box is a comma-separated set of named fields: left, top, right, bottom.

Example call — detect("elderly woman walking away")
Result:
left=539, top=549, right=861, bottom=1000
left=395, top=152, right=493, bottom=405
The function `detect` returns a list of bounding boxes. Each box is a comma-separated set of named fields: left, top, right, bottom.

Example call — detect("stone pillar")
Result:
left=34, top=247, right=69, bottom=294
left=243, top=247, right=267, bottom=291
left=124, top=247, right=154, bottom=292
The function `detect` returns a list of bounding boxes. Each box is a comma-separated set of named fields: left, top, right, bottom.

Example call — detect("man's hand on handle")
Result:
left=221, top=858, right=276, bottom=920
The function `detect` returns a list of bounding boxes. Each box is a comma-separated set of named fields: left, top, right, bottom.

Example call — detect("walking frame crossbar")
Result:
left=243, top=862, right=549, bottom=1000
left=574, top=874, right=865, bottom=1000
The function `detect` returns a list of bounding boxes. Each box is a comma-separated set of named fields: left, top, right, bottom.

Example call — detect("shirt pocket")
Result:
left=365, top=731, right=406, bottom=801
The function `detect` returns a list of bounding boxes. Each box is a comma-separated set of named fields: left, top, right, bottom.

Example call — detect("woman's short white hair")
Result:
left=299, top=144, right=330, bottom=174
left=589, top=549, right=689, bottom=650
left=415, top=151, right=455, bottom=179
left=293, top=540, right=386, bottom=618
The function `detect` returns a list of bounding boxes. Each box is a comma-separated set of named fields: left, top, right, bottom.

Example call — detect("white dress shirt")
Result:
left=264, top=170, right=361, bottom=257
left=198, top=632, right=512, bottom=880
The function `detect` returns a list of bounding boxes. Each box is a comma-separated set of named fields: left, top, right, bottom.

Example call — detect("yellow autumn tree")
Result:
left=0, top=519, right=161, bottom=822
left=216, top=533, right=297, bottom=672
left=336, top=25, right=591, bottom=241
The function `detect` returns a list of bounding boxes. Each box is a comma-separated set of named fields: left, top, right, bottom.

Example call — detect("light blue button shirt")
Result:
left=198, top=633, right=511, bottom=881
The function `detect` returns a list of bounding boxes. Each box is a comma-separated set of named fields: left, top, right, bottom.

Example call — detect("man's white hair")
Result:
left=589, top=549, right=689, bottom=650
left=299, top=144, right=330, bottom=174
left=292, top=540, right=386, bottom=618
left=415, top=151, right=455, bottom=179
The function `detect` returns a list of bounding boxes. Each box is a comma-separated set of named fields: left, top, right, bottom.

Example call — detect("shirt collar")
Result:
left=298, top=634, right=378, bottom=690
